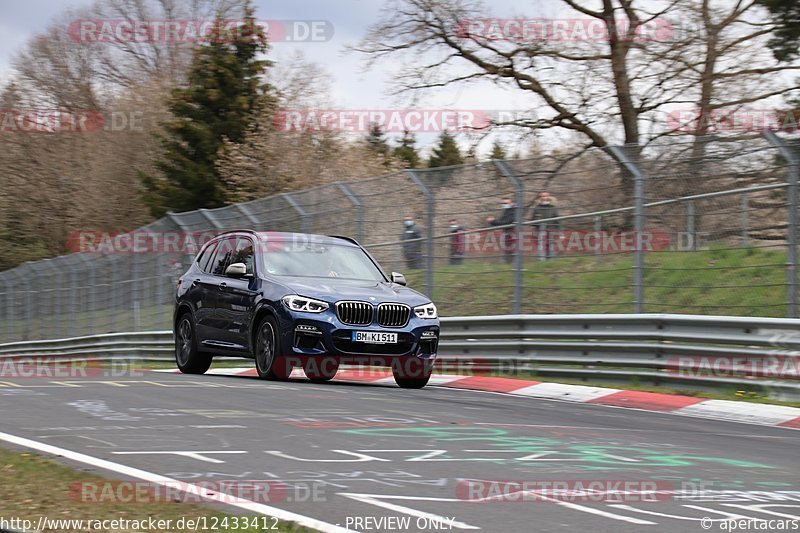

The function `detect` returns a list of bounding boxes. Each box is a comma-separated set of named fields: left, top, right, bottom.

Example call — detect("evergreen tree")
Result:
left=758, top=0, right=800, bottom=61
left=489, top=140, right=507, bottom=160
left=366, top=122, right=393, bottom=168
left=393, top=130, right=421, bottom=168
left=141, top=1, right=273, bottom=217
left=428, top=130, right=463, bottom=167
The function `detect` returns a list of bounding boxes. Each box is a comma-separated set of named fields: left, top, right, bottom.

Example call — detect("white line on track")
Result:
left=0, top=431, right=354, bottom=533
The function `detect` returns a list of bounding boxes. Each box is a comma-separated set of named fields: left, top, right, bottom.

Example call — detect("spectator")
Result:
left=530, top=191, right=561, bottom=260
left=448, top=218, right=466, bottom=265
left=486, top=197, right=518, bottom=264
left=401, top=216, right=423, bottom=269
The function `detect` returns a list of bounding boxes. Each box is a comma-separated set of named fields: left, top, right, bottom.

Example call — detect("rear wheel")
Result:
left=255, top=316, right=292, bottom=380
left=175, top=314, right=212, bottom=374
left=303, top=358, right=339, bottom=382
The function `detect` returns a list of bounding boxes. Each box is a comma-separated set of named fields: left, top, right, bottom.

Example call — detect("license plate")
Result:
left=352, top=331, right=398, bottom=344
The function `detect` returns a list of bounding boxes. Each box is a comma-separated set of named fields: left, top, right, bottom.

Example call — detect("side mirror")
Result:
left=225, top=262, right=248, bottom=278
left=391, top=272, right=407, bottom=286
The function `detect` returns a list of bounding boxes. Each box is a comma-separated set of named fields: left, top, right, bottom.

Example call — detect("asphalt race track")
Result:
left=0, top=369, right=798, bottom=532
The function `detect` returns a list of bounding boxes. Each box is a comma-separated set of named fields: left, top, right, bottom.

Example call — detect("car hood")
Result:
left=274, top=276, right=432, bottom=306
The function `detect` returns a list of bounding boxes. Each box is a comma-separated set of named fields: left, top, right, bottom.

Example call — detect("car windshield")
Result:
left=260, top=241, right=386, bottom=282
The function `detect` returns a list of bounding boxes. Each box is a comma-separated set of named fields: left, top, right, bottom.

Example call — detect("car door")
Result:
left=200, top=236, right=238, bottom=348
left=215, top=236, right=259, bottom=350
left=183, top=240, right=219, bottom=344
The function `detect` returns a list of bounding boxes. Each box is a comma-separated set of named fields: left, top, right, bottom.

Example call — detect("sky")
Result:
left=0, top=0, right=550, bottom=156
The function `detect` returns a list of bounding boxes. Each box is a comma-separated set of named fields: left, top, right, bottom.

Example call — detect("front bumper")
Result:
left=276, top=307, right=440, bottom=363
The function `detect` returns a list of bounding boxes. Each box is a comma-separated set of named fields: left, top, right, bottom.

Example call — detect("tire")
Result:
left=392, top=359, right=432, bottom=389
left=254, top=315, right=292, bottom=380
left=303, top=358, right=339, bottom=382
left=175, top=314, right=212, bottom=374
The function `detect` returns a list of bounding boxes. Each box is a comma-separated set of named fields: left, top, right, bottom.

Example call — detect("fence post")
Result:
left=236, top=204, right=261, bottom=227
left=604, top=145, right=647, bottom=313
left=69, top=263, right=78, bottom=337
left=24, top=267, right=33, bottom=341
left=282, top=192, right=310, bottom=233
left=494, top=160, right=525, bottom=314
left=4, top=270, right=20, bottom=341
left=132, top=249, right=141, bottom=332
left=0, top=274, right=8, bottom=342
left=686, top=200, right=697, bottom=251
left=336, top=181, right=365, bottom=243
left=763, top=131, right=798, bottom=318
left=593, top=216, right=602, bottom=256
left=741, top=193, right=749, bottom=247
left=404, top=170, right=435, bottom=298
left=77, top=254, right=96, bottom=335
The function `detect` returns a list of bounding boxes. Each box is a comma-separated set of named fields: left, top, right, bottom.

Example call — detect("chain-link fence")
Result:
left=0, top=132, right=797, bottom=342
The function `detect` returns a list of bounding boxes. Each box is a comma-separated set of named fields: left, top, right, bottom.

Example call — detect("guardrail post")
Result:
left=763, top=131, right=799, bottom=318
left=741, top=193, right=749, bottom=247
left=405, top=170, right=435, bottom=298
left=494, top=160, right=524, bottom=314
left=336, top=181, right=365, bottom=243
left=282, top=192, right=310, bottom=233
left=604, top=145, right=647, bottom=313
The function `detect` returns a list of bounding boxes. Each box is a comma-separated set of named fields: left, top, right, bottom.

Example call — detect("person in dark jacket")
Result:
left=401, top=216, right=423, bottom=269
left=448, top=218, right=466, bottom=265
left=530, top=191, right=561, bottom=260
left=486, top=198, right=518, bottom=263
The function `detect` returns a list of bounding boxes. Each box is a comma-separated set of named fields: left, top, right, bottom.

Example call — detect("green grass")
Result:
left=0, top=447, right=310, bottom=532
left=1, top=245, right=790, bottom=344
left=402, top=245, right=788, bottom=316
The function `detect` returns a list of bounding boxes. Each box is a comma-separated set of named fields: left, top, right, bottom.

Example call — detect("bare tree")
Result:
left=355, top=0, right=799, bottom=200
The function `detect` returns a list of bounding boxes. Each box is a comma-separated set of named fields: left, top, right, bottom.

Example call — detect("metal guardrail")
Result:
left=0, top=314, right=798, bottom=400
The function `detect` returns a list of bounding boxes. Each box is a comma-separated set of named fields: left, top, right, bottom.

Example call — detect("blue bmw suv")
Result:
left=174, top=230, right=440, bottom=388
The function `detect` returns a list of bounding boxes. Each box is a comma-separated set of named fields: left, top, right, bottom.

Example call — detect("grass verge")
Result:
left=0, top=447, right=309, bottom=532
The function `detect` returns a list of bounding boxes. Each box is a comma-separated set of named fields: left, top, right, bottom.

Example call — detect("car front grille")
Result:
left=377, top=303, right=411, bottom=327
left=336, top=301, right=373, bottom=326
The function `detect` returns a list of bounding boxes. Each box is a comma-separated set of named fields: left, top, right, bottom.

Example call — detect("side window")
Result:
left=211, top=238, right=236, bottom=276
left=197, top=242, right=217, bottom=273
left=234, top=237, right=255, bottom=276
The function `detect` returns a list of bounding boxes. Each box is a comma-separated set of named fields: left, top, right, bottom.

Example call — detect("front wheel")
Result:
left=392, top=359, right=432, bottom=389
left=175, top=314, right=212, bottom=374
left=255, top=316, right=292, bottom=380
left=303, top=358, right=339, bottom=382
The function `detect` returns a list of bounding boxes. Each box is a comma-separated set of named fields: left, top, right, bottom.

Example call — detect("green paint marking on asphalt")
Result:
left=339, top=426, right=776, bottom=469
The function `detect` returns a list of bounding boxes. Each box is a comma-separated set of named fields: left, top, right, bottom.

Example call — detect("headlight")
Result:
left=282, top=295, right=329, bottom=313
left=414, top=302, right=438, bottom=319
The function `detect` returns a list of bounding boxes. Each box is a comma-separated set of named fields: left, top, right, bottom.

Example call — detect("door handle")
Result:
left=218, top=282, right=227, bottom=290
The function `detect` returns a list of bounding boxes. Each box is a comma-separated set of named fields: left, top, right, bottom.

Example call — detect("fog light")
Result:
left=421, top=330, right=438, bottom=338
left=295, top=324, right=321, bottom=335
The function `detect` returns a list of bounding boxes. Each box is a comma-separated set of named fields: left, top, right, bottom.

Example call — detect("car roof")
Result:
left=211, top=230, right=360, bottom=248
